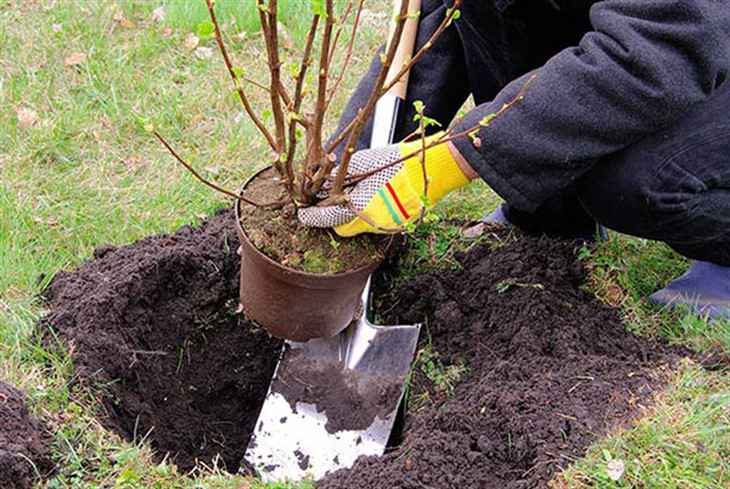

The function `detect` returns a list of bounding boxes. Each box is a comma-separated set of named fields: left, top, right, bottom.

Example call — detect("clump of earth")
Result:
left=42, top=210, right=691, bottom=487
left=0, top=381, right=54, bottom=489
left=318, top=231, right=685, bottom=488
left=42, top=209, right=281, bottom=472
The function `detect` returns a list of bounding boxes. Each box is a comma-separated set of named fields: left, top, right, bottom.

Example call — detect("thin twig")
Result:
left=341, top=74, right=538, bottom=186
left=416, top=105, right=428, bottom=225
left=346, top=201, right=404, bottom=234
left=328, top=0, right=354, bottom=64
left=379, top=1, right=462, bottom=97
left=154, top=132, right=285, bottom=208
left=327, top=0, right=411, bottom=196
left=205, top=0, right=276, bottom=152
left=325, top=0, right=364, bottom=112
left=290, top=15, right=321, bottom=201
left=308, top=0, right=336, bottom=185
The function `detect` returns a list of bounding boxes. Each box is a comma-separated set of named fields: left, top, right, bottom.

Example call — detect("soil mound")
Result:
left=319, top=232, right=684, bottom=488
left=0, top=381, right=54, bottom=489
left=41, top=209, right=282, bottom=472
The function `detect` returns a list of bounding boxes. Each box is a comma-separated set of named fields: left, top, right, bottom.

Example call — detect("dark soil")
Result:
left=39, top=206, right=697, bottom=485
left=0, top=381, right=54, bottom=489
left=272, top=347, right=403, bottom=434
left=239, top=167, right=386, bottom=274
left=41, top=209, right=282, bottom=473
left=319, top=231, right=686, bottom=489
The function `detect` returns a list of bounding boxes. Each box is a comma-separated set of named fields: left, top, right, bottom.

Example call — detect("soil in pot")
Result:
left=0, top=381, right=54, bottom=489
left=238, top=167, right=387, bottom=274
left=318, top=231, right=688, bottom=489
left=41, top=209, right=282, bottom=473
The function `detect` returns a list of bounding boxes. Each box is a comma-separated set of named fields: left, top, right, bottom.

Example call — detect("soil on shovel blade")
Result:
left=319, top=231, right=685, bottom=489
left=272, top=347, right=403, bottom=434
left=41, top=209, right=282, bottom=473
left=0, top=381, right=54, bottom=489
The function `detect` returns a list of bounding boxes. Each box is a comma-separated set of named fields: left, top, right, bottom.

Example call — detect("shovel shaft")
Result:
left=384, top=0, right=422, bottom=100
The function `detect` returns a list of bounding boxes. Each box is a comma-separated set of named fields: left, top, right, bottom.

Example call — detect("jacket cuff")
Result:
left=451, top=114, right=541, bottom=213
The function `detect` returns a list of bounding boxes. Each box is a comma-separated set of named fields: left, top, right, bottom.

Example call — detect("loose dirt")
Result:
left=41, top=209, right=282, bottom=473
left=40, top=209, right=693, bottom=484
left=0, top=381, right=53, bottom=489
left=318, top=231, right=685, bottom=488
left=239, top=167, right=386, bottom=274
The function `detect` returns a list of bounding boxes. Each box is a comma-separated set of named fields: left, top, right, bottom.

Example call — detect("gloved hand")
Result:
left=298, top=132, right=472, bottom=237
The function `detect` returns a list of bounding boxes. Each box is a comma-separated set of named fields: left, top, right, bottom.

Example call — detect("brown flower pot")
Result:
left=234, top=168, right=381, bottom=341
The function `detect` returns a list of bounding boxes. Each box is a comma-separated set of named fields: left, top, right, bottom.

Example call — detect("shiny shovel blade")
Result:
left=242, top=278, right=421, bottom=482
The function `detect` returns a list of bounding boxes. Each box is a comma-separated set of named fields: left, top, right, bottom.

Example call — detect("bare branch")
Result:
left=328, top=0, right=354, bottom=64
left=379, top=0, right=462, bottom=97
left=340, top=74, right=537, bottom=186
left=286, top=15, right=321, bottom=201
left=416, top=105, right=428, bottom=225
left=154, top=132, right=285, bottom=208
left=328, top=0, right=411, bottom=196
left=257, top=0, right=288, bottom=160
left=325, top=0, right=365, bottom=113
left=205, top=0, right=277, bottom=152
left=308, top=0, right=336, bottom=180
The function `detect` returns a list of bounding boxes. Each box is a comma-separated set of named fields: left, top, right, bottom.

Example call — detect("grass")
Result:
left=0, top=1, right=727, bottom=488
left=163, top=0, right=312, bottom=40
left=555, top=361, right=729, bottom=488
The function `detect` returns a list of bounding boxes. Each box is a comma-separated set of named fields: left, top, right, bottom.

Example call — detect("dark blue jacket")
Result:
left=452, top=0, right=730, bottom=212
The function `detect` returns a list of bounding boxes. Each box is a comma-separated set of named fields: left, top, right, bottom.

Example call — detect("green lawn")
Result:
left=0, top=1, right=727, bottom=488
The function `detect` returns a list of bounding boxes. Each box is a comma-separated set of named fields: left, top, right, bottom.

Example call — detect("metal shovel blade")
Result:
left=242, top=278, right=421, bottom=482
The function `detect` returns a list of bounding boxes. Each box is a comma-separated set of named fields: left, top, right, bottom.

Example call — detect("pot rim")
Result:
left=234, top=166, right=384, bottom=280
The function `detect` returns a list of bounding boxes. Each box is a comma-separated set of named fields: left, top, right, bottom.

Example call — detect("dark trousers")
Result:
left=332, top=0, right=730, bottom=266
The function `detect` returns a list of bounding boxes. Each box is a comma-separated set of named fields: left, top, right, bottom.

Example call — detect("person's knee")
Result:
left=577, top=129, right=730, bottom=240
left=576, top=153, right=661, bottom=236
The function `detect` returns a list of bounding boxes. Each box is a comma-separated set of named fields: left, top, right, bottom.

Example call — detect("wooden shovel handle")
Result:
left=384, top=0, right=422, bottom=99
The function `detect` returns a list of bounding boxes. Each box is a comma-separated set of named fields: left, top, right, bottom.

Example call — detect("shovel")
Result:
left=242, top=0, right=422, bottom=482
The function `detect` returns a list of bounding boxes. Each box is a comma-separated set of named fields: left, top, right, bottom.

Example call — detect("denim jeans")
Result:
left=331, top=0, right=730, bottom=265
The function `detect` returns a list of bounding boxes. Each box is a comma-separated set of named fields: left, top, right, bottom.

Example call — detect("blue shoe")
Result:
left=481, top=204, right=608, bottom=242
left=649, top=261, right=730, bottom=321
left=482, top=204, right=511, bottom=226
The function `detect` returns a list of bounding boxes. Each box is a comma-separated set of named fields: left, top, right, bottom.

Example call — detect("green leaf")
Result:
left=310, top=0, right=326, bottom=17
left=419, top=194, right=432, bottom=209
left=196, top=21, right=215, bottom=39
left=422, top=116, right=442, bottom=128
left=446, top=8, right=461, bottom=26
left=479, top=113, right=497, bottom=127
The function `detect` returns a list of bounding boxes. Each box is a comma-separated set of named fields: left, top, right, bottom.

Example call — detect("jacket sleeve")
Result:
left=452, top=0, right=730, bottom=212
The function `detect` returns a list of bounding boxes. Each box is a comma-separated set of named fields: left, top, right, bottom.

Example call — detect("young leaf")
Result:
left=310, top=0, right=326, bottom=17
left=480, top=113, right=496, bottom=126
left=196, top=21, right=215, bottom=39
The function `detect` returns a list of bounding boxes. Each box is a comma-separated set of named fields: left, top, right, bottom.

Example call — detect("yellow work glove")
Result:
left=298, top=132, right=470, bottom=237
